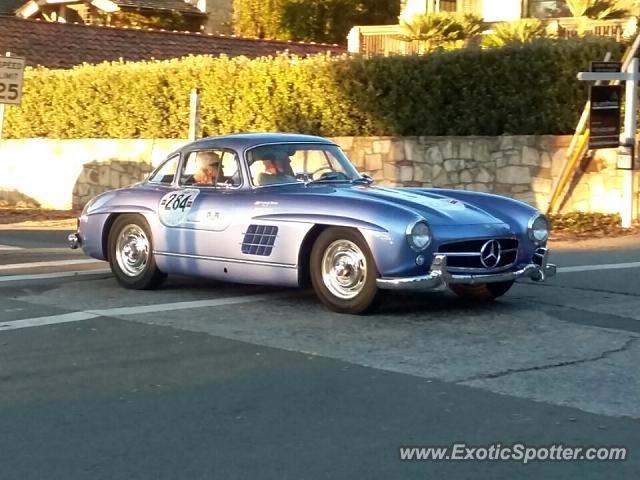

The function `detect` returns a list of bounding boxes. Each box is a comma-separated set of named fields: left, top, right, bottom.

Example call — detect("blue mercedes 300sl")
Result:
left=69, top=133, right=556, bottom=314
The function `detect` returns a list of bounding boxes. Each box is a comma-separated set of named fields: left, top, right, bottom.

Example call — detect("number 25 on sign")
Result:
left=0, top=55, right=25, bottom=105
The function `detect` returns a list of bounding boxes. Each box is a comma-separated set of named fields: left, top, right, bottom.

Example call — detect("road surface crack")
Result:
left=457, top=336, right=639, bottom=384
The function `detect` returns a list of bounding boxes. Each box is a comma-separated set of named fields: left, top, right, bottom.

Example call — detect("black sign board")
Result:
left=590, top=61, right=622, bottom=73
left=589, top=85, right=621, bottom=149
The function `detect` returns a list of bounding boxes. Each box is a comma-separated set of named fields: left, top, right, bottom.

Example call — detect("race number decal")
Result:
left=159, top=189, right=200, bottom=227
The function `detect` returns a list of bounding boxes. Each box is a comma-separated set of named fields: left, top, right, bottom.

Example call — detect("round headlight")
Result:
left=407, top=221, right=432, bottom=251
left=528, top=215, right=549, bottom=244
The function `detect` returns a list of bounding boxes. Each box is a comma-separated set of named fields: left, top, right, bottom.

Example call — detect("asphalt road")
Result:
left=0, top=229, right=638, bottom=479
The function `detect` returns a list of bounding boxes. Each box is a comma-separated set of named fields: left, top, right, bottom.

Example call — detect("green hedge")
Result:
left=5, top=38, right=623, bottom=139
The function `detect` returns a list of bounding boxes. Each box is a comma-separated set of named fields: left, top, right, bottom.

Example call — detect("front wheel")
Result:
left=310, top=227, right=380, bottom=314
left=107, top=214, right=166, bottom=290
left=449, top=280, right=515, bottom=301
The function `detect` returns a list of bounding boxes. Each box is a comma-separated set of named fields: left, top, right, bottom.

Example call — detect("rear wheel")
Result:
left=310, top=227, right=380, bottom=314
left=107, top=214, right=166, bottom=290
left=449, top=280, right=515, bottom=301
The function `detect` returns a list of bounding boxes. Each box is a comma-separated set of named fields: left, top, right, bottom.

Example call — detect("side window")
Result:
left=180, top=150, right=242, bottom=188
left=148, top=155, right=179, bottom=184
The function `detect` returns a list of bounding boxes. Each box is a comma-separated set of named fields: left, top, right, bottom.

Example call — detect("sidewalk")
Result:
left=0, top=209, right=78, bottom=230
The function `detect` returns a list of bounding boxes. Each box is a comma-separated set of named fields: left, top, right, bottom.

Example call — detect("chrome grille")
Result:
left=438, top=238, right=518, bottom=270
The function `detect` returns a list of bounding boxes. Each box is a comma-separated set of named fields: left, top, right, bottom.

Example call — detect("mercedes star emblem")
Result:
left=480, top=239, right=502, bottom=268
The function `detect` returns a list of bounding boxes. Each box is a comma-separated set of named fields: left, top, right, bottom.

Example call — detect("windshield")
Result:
left=247, top=143, right=360, bottom=187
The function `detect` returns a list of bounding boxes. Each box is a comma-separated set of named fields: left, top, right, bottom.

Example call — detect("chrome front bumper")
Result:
left=376, top=248, right=556, bottom=291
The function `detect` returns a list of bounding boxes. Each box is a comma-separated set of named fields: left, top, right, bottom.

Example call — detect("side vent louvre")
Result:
left=241, top=225, right=278, bottom=256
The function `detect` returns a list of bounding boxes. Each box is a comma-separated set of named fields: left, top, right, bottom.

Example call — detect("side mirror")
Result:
left=359, top=174, right=374, bottom=185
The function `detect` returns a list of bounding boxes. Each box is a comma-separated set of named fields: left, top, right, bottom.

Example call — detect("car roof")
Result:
left=184, top=132, right=336, bottom=152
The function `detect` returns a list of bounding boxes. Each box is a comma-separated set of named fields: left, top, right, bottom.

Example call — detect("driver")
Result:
left=256, top=151, right=297, bottom=186
left=193, top=151, right=222, bottom=186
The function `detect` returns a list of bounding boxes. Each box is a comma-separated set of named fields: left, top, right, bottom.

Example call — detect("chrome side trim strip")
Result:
left=154, top=251, right=297, bottom=269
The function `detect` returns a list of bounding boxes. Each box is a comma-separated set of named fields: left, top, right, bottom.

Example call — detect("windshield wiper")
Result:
left=305, top=172, right=350, bottom=184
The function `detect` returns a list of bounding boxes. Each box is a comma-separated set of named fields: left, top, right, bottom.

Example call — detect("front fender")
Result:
left=251, top=213, right=388, bottom=233
left=412, top=188, right=539, bottom=235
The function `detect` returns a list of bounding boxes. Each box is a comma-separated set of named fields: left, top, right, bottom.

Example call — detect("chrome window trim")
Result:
left=178, top=148, right=244, bottom=190
left=147, top=154, right=181, bottom=186
left=244, top=141, right=359, bottom=188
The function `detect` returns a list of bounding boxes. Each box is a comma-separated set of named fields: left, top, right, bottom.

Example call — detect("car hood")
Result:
left=332, top=185, right=504, bottom=226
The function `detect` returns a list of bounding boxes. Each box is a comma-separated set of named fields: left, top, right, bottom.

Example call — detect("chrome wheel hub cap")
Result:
left=115, top=224, right=149, bottom=277
left=321, top=239, right=367, bottom=300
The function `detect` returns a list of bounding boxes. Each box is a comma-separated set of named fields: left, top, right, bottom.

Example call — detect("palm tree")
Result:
left=482, top=19, right=547, bottom=48
left=566, top=0, right=593, bottom=16
left=565, top=0, right=627, bottom=19
left=397, top=13, right=483, bottom=53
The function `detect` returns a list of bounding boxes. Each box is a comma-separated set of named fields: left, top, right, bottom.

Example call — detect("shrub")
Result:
left=5, top=38, right=623, bottom=139
left=549, top=212, right=623, bottom=235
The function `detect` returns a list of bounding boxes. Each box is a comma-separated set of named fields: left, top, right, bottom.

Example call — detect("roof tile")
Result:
left=0, top=16, right=346, bottom=69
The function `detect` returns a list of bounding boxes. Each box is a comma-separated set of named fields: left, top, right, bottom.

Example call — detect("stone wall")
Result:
left=0, top=136, right=635, bottom=216
left=334, top=135, right=636, bottom=215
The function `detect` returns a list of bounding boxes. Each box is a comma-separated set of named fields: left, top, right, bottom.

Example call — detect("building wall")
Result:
left=199, top=0, right=233, bottom=34
left=400, top=0, right=429, bottom=21
left=401, top=0, right=523, bottom=21
left=481, top=0, right=522, bottom=21
left=0, top=136, right=635, bottom=218
left=0, top=139, right=185, bottom=209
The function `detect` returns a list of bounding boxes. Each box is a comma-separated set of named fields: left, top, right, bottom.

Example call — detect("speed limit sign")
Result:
left=0, top=55, right=25, bottom=105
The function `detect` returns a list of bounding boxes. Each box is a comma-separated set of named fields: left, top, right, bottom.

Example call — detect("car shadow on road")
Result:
left=374, top=290, right=515, bottom=317
left=161, top=275, right=290, bottom=296
left=153, top=276, right=518, bottom=321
